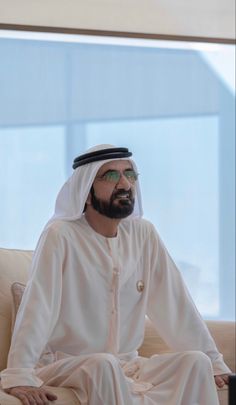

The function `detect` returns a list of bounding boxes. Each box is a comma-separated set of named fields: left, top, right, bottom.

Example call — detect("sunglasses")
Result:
left=96, top=169, right=139, bottom=184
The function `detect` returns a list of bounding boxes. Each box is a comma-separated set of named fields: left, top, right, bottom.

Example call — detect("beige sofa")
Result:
left=0, top=247, right=235, bottom=405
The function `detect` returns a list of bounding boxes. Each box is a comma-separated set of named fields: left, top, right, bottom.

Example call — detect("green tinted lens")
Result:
left=102, top=169, right=138, bottom=183
left=124, top=170, right=138, bottom=182
left=103, top=170, right=120, bottom=182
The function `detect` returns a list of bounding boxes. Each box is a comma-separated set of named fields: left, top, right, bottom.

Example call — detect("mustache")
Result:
left=111, top=189, right=133, bottom=201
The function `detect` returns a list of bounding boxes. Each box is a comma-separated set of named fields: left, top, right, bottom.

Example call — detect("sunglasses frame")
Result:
left=96, top=169, right=139, bottom=184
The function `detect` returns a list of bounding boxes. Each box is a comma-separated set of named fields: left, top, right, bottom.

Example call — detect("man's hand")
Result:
left=5, top=386, right=58, bottom=405
left=214, top=374, right=230, bottom=388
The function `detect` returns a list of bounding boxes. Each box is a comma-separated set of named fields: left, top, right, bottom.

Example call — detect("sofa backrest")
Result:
left=0, top=248, right=32, bottom=371
left=139, top=318, right=236, bottom=373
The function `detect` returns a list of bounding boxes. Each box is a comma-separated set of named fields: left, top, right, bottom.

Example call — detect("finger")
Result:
left=32, top=392, right=44, bottom=405
left=222, top=375, right=229, bottom=385
left=17, top=393, right=31, bottom=405
left=45, top=390, right=58, bottom=400
left=26, top=394, right=38, bottom=405
left=39, top=391, right=50, bottom=404
left=214, top=376, right=225, bottom=388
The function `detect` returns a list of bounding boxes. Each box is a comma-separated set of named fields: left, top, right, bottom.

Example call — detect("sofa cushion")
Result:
left=0, top=248, right=32, bottom=372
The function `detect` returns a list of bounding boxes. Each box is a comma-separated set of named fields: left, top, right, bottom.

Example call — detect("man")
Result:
left=1, top=144, right=231, bottom=404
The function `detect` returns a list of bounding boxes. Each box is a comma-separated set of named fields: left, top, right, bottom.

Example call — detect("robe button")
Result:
left=136, top=280, right=145, bottom=292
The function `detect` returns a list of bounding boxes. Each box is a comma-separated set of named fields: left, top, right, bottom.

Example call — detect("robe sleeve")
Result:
left=146, top=224, right=231, bottom=376
left=1, top=224, right=64, bottom=389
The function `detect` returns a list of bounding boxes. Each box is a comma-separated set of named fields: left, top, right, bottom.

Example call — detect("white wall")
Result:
left=0, top=0, right=235, bottom=40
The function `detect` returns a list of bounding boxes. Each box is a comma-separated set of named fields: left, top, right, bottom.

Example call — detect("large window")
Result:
left=0, top=31, right=235, bottom=320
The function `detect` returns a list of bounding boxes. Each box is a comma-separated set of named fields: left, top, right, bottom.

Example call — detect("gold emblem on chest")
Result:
left=136, top=280, right=145, bottom=292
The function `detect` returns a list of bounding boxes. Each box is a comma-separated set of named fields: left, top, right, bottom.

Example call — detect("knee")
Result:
left=86, top=353, right=118, bottom=372
left=182, top=351, right=213, bottom=372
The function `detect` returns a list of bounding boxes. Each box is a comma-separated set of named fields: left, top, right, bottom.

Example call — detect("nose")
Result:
left=115, top=173, right=131, bottom=190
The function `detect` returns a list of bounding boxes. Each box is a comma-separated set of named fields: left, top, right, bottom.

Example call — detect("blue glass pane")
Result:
left=0, top=34, right=234, bottom=320
left=0, top=126, right=66, bottom=248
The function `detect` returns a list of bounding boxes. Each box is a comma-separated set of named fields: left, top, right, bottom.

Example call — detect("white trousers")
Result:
left=36, top=351, right=219, bottom=405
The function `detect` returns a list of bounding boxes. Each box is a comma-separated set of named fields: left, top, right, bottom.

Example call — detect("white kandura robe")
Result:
left=1, top=216, right=231, bottom=404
